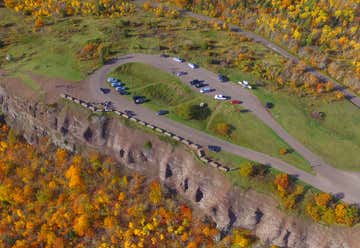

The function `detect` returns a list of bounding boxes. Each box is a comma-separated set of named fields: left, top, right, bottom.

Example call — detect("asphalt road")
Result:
left=66, top=53, right=360, bottom=203
left=135, top=0, right=360, bottom=109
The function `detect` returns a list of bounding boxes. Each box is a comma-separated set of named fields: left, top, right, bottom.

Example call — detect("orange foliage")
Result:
left=315, top=193, right=332, bottom=207
left=214, top=123, right=232, bottom=137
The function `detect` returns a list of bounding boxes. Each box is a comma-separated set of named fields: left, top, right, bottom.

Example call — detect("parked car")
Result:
left=200, top=87, right=214, bottom=93
left=124, top=110, right=135, bottom=116
left=156, top=110, right=169, bottom=116
left=208, top=145, right=221, bottom=152
left=133, top=96, right=146, bottom=104
left=107, top=77, right=119, bottom=84
left=103, top=101, right=112, bottom=107
left=111, top=82, right=123, bottom=87
left=194, top=82, right=207, bottom=88
left=172, top=57, right=184, bottom=63
left=117, top=89, right=128, bottom=95
left=160, top=54, right=169, bottom=58
left=115, top=86, right=126, bottom=91
left=100, top=87, right=110, bottom=94
left=218, top=74, right=229, bottom=82
left=103, top=101, right=112, bottom=111
left=238, top=80, right=252, bottom=89
left=174, top=71, right=187, bottom=76
left=188, top=63, right=198, bottom=69
left=214, top=94, right=229, bottom=100
left=190, top=79, right=201, bottom=85
left=265, top=102, right=274, bottom=109
left=231, top=100, right=241, bottom=105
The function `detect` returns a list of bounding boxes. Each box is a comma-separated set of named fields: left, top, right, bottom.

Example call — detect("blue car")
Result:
left=218, top=74, right=229, bottom=82
left=200, top=87, right=213, bottom=93
left=133, top=96, right=146, bottom=104
left=115, top=86, right=126, bottom=91
left=100, top=88, right=110, bottom=94
left=156, top=110, right=169, bottom=116
left=194, top=82, right=207, bottom=88
left=190, top=79, right=201, bottom=85
left=208, top=145, right=221, bottom=152
left=117, top=89, right=128, bottom=95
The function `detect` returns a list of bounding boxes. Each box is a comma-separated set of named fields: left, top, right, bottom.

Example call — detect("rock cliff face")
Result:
left=0, top=89, right=359, bottom=248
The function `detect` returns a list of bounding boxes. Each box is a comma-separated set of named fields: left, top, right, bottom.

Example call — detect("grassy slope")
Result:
left=110, top=62, right=312, bottom=172
left=0, top=9, right=105, bottom=82
left=1, top=8, right=358, bottom=171
left=253, top=88, right=360, bottom=171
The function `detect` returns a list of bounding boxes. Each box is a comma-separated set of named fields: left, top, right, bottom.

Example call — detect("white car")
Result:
left=214, top=94, right=229, bottom=100
left=238, top=80, right=252, bottom=89
left=188, top=63, right=198, bottom=69
left=107, top=77, right=118, bottom=84
left=173, top=57, right=184, bottom=63
left=111, top=82, right=123, bottom=87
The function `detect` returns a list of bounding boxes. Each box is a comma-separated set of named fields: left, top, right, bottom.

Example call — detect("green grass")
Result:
left=2, top=7, right=357, bottom=172
left=0, top=9, right=106, bottom=83
left=110, top=62, right=312, bottom=172
left=251, top=88, right=360, bottom=171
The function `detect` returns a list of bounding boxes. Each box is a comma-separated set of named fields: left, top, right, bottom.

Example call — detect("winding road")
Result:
left=67, top=54, right=360, bottom=204
left=135, top=0, right=360, bottom=109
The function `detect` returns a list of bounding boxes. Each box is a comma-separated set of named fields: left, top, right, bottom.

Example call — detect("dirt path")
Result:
left=64, top=53, right=360, bottom=204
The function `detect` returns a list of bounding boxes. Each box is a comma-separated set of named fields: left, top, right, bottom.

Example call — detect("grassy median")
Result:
left=109, top=62, right=312, bottom=172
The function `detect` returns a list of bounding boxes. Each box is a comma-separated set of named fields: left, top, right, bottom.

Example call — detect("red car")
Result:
left=231, top=100, right=241, bottom=105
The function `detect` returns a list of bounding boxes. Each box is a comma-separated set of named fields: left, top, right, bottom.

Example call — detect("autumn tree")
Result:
left=214, top=123, right=233, bottom=137
left=315, top=193, right=332, bottom=207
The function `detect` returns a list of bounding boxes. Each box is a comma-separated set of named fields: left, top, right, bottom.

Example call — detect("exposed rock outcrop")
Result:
left=0, top=89, right=359, bottom=248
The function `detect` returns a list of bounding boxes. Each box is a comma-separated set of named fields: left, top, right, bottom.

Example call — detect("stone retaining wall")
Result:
left=60, top=93, right=230, bottom=172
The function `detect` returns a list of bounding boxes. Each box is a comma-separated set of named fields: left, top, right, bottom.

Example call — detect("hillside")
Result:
left=0, top=124, right=257, bottom=248
left=163, top=0, right=360, bottom=93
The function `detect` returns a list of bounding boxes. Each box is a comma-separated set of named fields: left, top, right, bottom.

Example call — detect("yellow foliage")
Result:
left=65, top=165, right=82, bottom=188
left=73, top=214, right=89, bottom=236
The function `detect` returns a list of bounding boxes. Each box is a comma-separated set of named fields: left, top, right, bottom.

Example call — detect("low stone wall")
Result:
left=60, top=93, right=230, bottom=173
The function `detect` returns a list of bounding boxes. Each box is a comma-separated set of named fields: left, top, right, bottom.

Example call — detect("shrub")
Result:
left=34, top=18, right=44, bottom=28
left=143, top=1, right=151, bottom=11
left=239, top=163, right=255, bottom=177
left=279, top=148, right=289, bottom=155
left=214, top=123, right=233, bottom=137
left=314, top=193, right=332, bottom=207
left=274, top=173, right=289, bottom=198
left=174, top=104, right=211, bottom=120
left=321, top=208, right=336, bottom=224
left=239, top=162, right=268, bottom=178
left=335, top=91, right=345, bottom=100
left=189, top=104, right=211, bottom=120
left=144, top=140, right=152, bottom=150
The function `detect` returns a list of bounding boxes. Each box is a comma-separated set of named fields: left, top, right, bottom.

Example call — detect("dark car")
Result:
left=194, top=82, right=207, bottom=88
left=117, top=89, right=129, bottom=95
left=100, top=87, right=110, bottom=94
left=218, top=74, right=229, bottom=82
left=156, top=110, right=169, bottom=116
left=265, top=102, right=274, bottom=109
left=133, top=96, right=146, bottom=104
left=190, top=79, right=201, bottom=85
left=124, top=110, right=135, bottom=116
left=208, top=145, right=221, bottom=152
